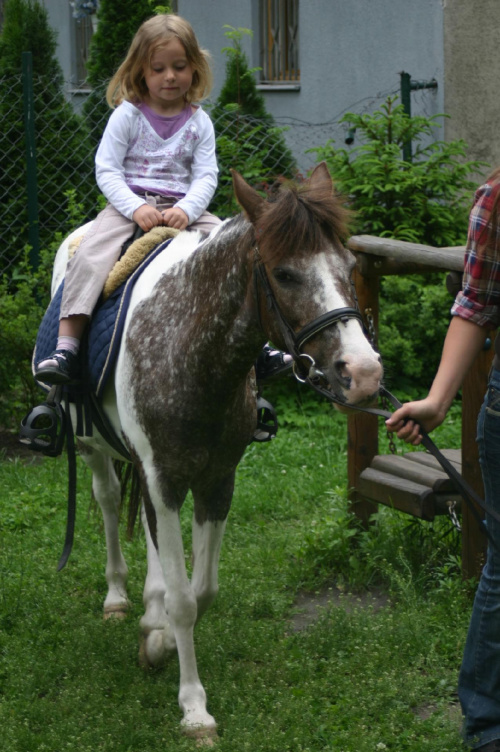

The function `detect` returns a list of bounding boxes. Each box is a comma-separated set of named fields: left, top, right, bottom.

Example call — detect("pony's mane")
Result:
left=257, top=179, right=352, bottom=262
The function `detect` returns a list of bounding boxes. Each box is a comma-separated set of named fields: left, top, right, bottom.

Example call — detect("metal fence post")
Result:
left=400, top=71, right=438, bottom=163
left=22, top=51, right=40, bottom=270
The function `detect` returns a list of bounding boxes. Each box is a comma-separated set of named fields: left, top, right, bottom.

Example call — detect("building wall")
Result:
left=41, top=0, right=75, bottom=84
left=176, top=0, right=445, bottom=170
left=443, top=0, right=500, bottom=182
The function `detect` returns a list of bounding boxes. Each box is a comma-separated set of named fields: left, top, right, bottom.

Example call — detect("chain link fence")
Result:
left=3, top=70, right=430, bottom=278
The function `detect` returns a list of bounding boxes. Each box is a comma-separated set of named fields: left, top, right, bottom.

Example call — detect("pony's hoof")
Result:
left=103, top=605, right=128, bottom=621
left=139, top=629, right=167, bottom=668
left=182, top=725, right=218, bottom=747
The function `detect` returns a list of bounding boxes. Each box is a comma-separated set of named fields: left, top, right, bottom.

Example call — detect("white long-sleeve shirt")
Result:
left=95, top=101, right=218, bottom=223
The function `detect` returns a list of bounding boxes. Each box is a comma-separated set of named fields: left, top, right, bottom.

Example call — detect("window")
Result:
left=260, top=0, right=299, bottom=84
left=74, top=14, right=94, bottom=87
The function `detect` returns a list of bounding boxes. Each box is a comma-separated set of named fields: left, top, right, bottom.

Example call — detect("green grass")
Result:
left=0, top=387, right=472, bottom=751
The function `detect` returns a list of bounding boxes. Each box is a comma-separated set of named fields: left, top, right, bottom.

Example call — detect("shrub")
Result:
left=0, top=192, right=89, bottom=429
left=310, top=96, right=488, bottom=395
left=310, top=96, right=483, bottom=246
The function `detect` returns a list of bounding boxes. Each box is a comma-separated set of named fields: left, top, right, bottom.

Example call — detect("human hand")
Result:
left=385, top=398, right=446, bottom=446
left=133, top=204, right=164, bottom=232
left=161, top=207, right=189, bottom=231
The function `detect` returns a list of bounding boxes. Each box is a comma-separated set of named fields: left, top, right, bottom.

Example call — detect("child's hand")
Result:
left=133, top=204, right=164, bottom=232
left=161, top=207, right=189, bottom=231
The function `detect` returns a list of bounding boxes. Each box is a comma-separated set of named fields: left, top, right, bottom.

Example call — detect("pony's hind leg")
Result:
left=78, top=444, right=129, bottom=618
left=139, top=504, right=177, bottom=667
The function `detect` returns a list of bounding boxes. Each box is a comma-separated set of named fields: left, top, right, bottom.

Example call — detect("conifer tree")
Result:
left=210, top=27, right=297, bottom=216
left=0, top=0, right=96, bottom=263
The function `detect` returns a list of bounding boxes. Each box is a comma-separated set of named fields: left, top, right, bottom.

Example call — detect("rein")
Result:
left=253, top=256, right=499, bottom=548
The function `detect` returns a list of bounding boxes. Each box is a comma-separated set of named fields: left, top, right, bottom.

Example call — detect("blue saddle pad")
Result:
left=34, top=238, right=172, bottom=398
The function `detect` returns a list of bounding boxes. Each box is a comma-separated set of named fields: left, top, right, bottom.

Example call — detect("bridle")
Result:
left=253, top=254, right=363, bottom=393
left=253, top=254, right=500, bottom=548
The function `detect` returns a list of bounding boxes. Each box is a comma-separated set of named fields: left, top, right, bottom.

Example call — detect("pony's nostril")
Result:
left=335, top=360, right=351, bottom=386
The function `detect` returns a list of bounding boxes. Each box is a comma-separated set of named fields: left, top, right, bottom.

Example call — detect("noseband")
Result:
left=253, top=255, right=363, bottom=390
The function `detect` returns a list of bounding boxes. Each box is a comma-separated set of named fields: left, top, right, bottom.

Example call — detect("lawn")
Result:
left=0, top=383, right=471, bottom=751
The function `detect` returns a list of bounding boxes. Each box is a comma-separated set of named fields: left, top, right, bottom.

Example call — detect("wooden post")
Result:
left=348, top=255, right=380, bottom=525
left=461, top=343, right=492, bottom=579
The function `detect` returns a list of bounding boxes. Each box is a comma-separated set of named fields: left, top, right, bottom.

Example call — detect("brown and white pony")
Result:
left=51, top=163, right=382, bottom=741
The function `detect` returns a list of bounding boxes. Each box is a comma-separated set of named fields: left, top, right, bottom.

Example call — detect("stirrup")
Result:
left=252, top=396, right=278, bottom=443
left=19, top=385, right=66, bottom=457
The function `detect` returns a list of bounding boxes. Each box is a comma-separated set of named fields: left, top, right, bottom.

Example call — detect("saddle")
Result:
left=23, top=226, right=179, bottom=458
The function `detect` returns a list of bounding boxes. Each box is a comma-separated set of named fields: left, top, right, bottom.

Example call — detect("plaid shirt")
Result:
left=451, top=179, right=500, bottom=330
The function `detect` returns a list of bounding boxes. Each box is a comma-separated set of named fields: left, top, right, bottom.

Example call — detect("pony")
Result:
left=49, top=163, right=382, bottom=741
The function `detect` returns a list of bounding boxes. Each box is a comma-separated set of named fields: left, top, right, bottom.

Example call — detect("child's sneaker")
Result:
left=34, top=349, right=80, bottom=385
left=255, top=345, right=293, bottom=383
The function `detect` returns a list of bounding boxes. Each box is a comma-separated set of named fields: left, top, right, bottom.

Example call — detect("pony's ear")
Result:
left=308, top=161, right=333, bottom=193
left=231, top=169, right=265, bottom=222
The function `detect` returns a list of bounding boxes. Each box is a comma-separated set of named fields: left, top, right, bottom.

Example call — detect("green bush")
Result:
left=0, top=192, right=89, bottom=429
left=310, top=96, right=483, bottom=246
left=310, top=96, right=488, bottom=396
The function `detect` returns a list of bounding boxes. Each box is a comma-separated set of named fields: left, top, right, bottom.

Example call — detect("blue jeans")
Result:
left=459, top=367, right=500, bottom=748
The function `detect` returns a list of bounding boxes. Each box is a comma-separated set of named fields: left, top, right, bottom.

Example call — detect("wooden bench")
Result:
left=357, top=449, right=462, bottom=521
left=346, top=234, right=492, bottom=578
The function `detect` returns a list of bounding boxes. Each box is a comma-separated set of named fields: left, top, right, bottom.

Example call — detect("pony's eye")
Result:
left=273, top=268, right=299, bottom=285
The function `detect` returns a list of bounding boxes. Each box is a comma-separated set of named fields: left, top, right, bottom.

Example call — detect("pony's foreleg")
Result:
left=149, top=490, right=217, bottom=738
left=79, top=446, right=129, bottom=618
left=191, top=517, right=227, bottom=623
left=190, top=475, right=233, bottom=622
left=139, top=504, right=177, bottom=667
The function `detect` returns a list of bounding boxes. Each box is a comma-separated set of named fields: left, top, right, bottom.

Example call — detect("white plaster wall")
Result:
left=176, top=0, right=254, bottom=102
left=41, top=0, right=447, bottom=170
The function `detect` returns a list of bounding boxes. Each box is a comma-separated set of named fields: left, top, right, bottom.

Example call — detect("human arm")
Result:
left=386, top=314, right=487, bottom=444
left=174, top=111, right=218, bottom=223
left=95, top=103, right=155, bottom=221
left=387, top=179, right=500, bottom=445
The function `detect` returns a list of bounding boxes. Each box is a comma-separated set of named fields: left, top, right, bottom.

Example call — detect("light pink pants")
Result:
left=60, top=194, right=221, bottom=319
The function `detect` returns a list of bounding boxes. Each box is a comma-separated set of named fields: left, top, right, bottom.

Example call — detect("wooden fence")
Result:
left=346, top=235, right=492, bottom=579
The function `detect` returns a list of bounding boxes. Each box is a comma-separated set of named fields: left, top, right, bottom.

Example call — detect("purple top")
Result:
left=137, top=102, right=193, bottom=141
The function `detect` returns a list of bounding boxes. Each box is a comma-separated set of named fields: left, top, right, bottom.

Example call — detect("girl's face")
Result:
left=143, top=37, right=194, bottom=115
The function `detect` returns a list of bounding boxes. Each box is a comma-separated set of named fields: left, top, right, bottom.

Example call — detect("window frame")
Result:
left=259, top=0, right=300, bottom=89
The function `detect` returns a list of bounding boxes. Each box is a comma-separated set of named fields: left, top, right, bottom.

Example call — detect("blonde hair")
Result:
left=106, top=14, right=212, bottom=108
